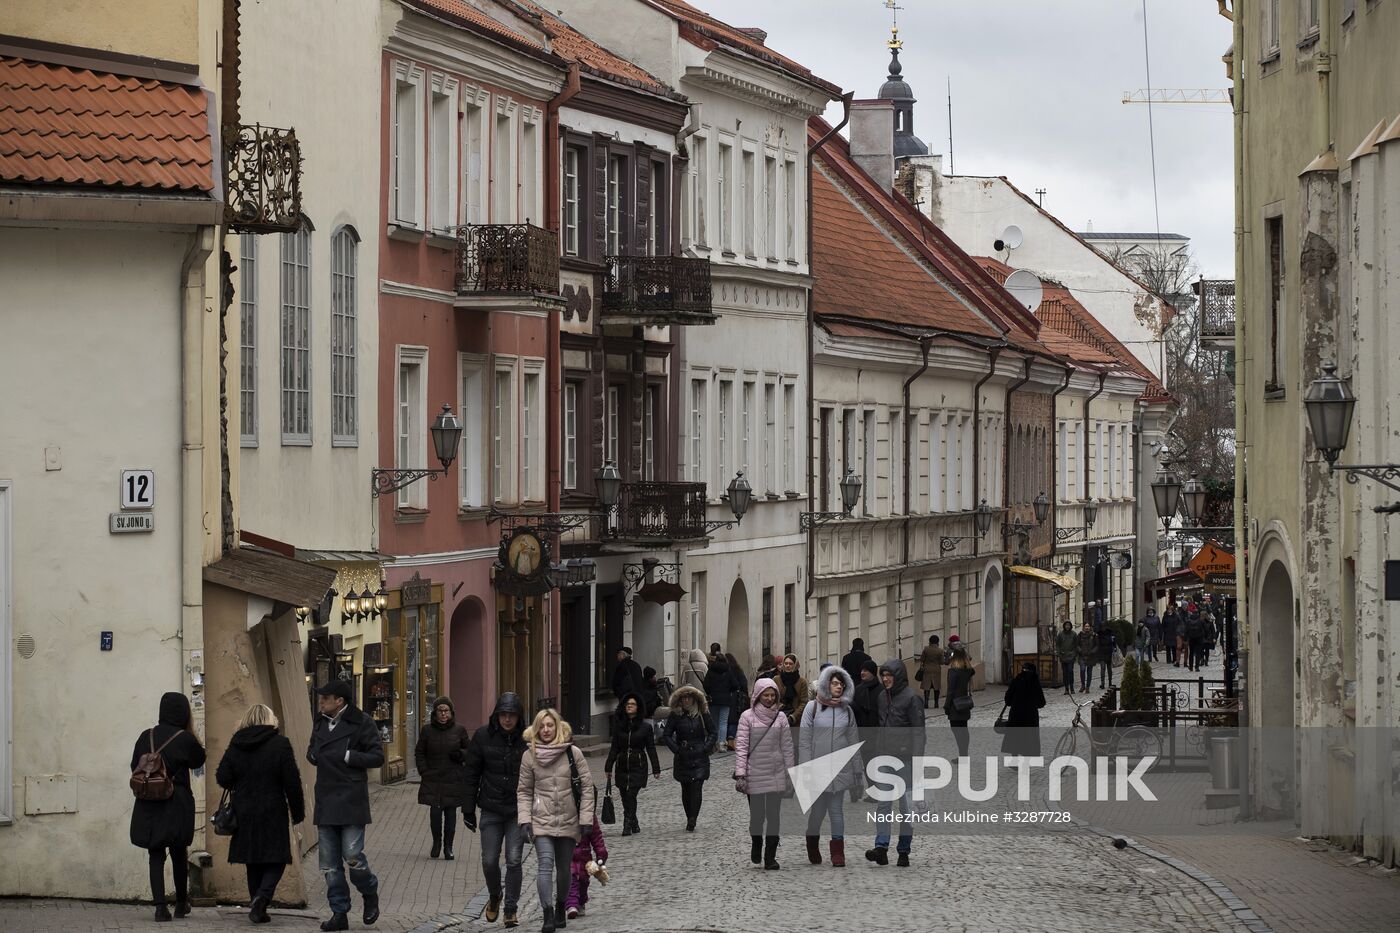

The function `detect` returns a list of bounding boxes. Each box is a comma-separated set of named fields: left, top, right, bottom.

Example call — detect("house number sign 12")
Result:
left=121, top=470, right=155, bottom=510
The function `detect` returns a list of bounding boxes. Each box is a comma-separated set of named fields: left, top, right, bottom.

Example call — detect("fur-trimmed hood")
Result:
left=814, top=665, right=855, bottom=705
left=668, top=684, right=708, bottom=717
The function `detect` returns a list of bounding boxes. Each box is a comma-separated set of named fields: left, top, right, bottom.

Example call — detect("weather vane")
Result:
left=885, top=0, right=904, bottom=49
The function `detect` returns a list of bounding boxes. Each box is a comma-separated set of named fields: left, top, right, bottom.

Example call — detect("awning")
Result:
left=1141, top=567, right=1203, bottom=603
left=1009, top=565, right=1080, bottom=591
left=203, top=547, right=338, bottom=609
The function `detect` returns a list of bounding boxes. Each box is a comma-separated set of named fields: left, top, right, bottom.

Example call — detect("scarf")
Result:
left=750, top=697, right=781, bottom=725
left=779, top=669, right=800, bottom=701
left=532, top=742, right=571, bottom=767
left=818, top=693, right=844, bottom=709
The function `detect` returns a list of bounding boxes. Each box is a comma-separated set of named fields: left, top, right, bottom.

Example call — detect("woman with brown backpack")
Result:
left=129, top=692, right=206, bottom=922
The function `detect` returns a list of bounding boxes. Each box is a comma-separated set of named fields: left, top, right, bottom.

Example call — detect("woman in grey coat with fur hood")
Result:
left=797, top=666, right=863, bottom=868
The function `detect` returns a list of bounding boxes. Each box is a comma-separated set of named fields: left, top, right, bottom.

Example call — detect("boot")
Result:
left=897, top=852, right=910, bottom=867
left=430, top=825, right=442, bottom=859
left=174, top=899, right=191, bottom=918
left=249, top=895, right=270, bottom=924
left=750, top=835, right=763, bottom=865
left=763, top=836, right=780, bottom=870
left=555, top=901, right=567, bottom=928
left=504, top=910, right=519, bottom=928
left=484, top=895, right=500, bottom=923
left=805, top=836, right=822, bottom=865
left=154, top=905, right=173, bottom=923
left=629, top=816, right=641, bottom=835
left=443, top=824, right=456, bottom=860
left=864, top=846, right=889, bottom=866
left=541, top=905, right=556, bottom=933
left=363, top=892, right=380, bottom=926
left=320, top=915, right=349, bottom=932
left=830, top=840, right=846, bottom=867
left=621, top=820, right=633, bottom=837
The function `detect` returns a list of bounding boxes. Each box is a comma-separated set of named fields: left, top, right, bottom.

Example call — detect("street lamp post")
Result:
left=799, top=469, right=863, bottom=530
left=1054, top=498, right=1099, bottom=542
left=371, top=404, right=463, bottom=497
left=939, top=493, right=1048, bottom=554
left=1304, top=361, right=1400, bottom=509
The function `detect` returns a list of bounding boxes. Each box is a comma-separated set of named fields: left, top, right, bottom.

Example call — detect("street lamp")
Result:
left=975, top=498, right=996, bottom=536
left=1032, top=491, right=1050, bottom=526
left=371, top=403, right=464, bottom=497
left=1055, top=498, right=1099, bottom=543
left=727, top=471, right=753, bottom=523
left=800, top=469, right=863, bottom=529
left=1180, top=472, right=1207, bottom=527
left=1304, top=360, right=1400, bottom=504
left=1151, top=465, right=1182, bottom=530
left=595, top=461, right=622, bottom=509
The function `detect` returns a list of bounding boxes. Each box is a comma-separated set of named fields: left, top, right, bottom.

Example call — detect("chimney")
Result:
left=850, top=99, right=895, bottom=193
left=737, top=27, right=767, bottom=45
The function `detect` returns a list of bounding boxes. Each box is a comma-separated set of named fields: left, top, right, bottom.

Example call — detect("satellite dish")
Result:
left=994, top=225, right=1024, bottom=252
left=1004, top=269, right=1043, bottom=314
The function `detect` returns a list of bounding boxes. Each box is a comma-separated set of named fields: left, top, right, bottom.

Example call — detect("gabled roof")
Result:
left=0, top=54, right=214, bottom=194
left=403, top=0, right=562, bottom=61
left=642, top=0, right=841, bottom=96
left=499, top=0, right=682, bottom=98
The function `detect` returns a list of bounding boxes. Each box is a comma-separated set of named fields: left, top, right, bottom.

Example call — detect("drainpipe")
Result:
left=1047, top=366, right=1073, bottom=541
left=971, top=349, right=1001, bottom=558
left=545, top=64, right=581, bottom=237
left=1000, top=357, right=1034, bottom=554
left=804, top=93, right=854, bottom=605
left=1080, top=372, right=1107, bottom=614
left=901, top=335, right=933, bottom=566
left=1315, top=0, right=1333, bottom=155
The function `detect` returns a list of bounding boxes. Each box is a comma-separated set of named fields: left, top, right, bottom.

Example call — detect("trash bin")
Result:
left=1209, top=736, right=1239, bottom=790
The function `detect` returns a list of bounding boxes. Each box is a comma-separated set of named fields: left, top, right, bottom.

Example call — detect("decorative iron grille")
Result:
left=223, top=123, right=302, bottom=233
left=455, top=224, right=559, bottom=295
left=1198, top=279, right=1235, bottom=343
left=601, top=256, right=715, bottom=322
left=616, top=481, right=709, bottom=541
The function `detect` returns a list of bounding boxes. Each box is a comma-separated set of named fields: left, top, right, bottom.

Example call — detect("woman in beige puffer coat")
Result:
left=517, top=709, right=595, bottom=933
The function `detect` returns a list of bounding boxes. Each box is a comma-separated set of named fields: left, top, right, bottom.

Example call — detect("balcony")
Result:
left=601, top=256, right=718, bottom=326
left=455, top=224, right=561, bottom=302
left=1197, top=278, right=1235, bottom=351
left=223, top=123, right=302, bottom=234
left=613, top=481, right=709, bottom=543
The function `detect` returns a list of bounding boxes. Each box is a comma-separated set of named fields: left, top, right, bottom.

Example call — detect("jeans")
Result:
left=532, top=836, right=576, bottom=910
left=147, top=845, right=188, bottom=906
left=874, top=783, right=913, bottom=853
left=747, top=791, right=782, bottom=835
left=245, top=862, right=286, bottom=902
left=429, top=805, right=458, bottom=848
left=1166, top=640, right=1178, bottom=664
left=1135, top=646, right=1146, bottom=663
left=712, top=706, right=731, bottom=746
left=317, top=825, right=378, bottom=916
left=1060, top=660, right=1075, bottom=691
left=1187, top=639, right=1203, bottom=670
left=680, top=780, right=704, bottom=822
left=1078, top=658, right=1092, bottom=691
left=806, top=790, right=846, bottom=840
left=1098, top=658, right=1113, bottom=687
left=479, top=810, right=525, bottom=912
left=727, top=710, right=740, bottom=741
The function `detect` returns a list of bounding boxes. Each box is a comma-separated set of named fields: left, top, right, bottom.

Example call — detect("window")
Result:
left=563, top=147, right=582, bottom=256
left=961, top=417, right=974, bottom=510
left=820, top=406, right=833, bottom=511
left=742, top=149, right=756, bottom=256
left=863, top=410, right=876, bottom=514
left=460, top=360, right=484, bottom=507
left=783, top=584, right=794, bottom=655
left=891, top=410, right=903, bottom=514
left=1122, top=427, right=1132, bottom=497
left=1095, top=422, right=1105, bottom=500
left=718, top=142, right=732, bottom=251
left=784, top=159, right=798, bottom=261
left=563, top=382, right=579, bottom=490
left=648, top=160, right=665, bottom=255
left=429, top=80, right=457, bottom=232
left=718, top=380, right=732, bottom=486
left=742, top=380, right=754, bottom=472
left=1267, top=216, right=1284, bottom=391
left=931, top=415, right=944, bottom=512
left=464, top=99, right=485, bottom=224
left=947, top=414, right=960, bottom=510
left=607, top=385, right=621, bottom=468
left=393, top=71, right=422, bottom=226
left=239, top=234, right=257, bottom=445
left=1058, top=421, right=1069, bottom=501
left=783, top=384, right=795, bottom=492
left=279, top=221, right=312, bottom=443
left=644, top=385, right=657, bottom=481
left=1107, top=422, right=1117, bottom=498
left=693, top=135, right=707, bottom=247
left=764, top=155, right=777, bottom=258
left=522, top=120, right=539, bottom=224
left=691, top=574, right=705, bottom=650
left=1076, top=422, right=1086, bottom=499
left=397, top=349, right=426, bottom=509
left=330, top=229, right=358, bottom=444
left=493, top=113, right=512, bottom=221
left=764, top=383, right=777, bottom=493
left=690, top=378, right=706, bottom=482
left=523, top=370, right=542, bottom=500
left=607, top=154, right=624, bottom=255
left=1263, top=0, right=1281, bottom=53
left=762, top=587, right=774, bottom=660
left=1301, top=0, right=1319, bottom=37
left=493, top=368, right=515, bottom=503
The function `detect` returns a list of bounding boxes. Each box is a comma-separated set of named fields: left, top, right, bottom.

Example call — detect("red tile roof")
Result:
left=499, top=0, right=676, bottom=95
left=406, top=0, right=546, bottom=49
left=643, top=0, right=840, bottom=95
left=0, top=55, right=214, bottom=194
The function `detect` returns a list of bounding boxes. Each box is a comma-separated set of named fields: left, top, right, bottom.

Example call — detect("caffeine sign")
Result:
left=1188, top=541, right=1236, bottom=582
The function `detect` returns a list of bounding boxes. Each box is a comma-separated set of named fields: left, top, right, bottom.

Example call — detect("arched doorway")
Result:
left=982, top=564, right=1003, bottom=685
left=449, top=597, right=487, bottom=731
left=726, top=577, right=751, bottom=677
left=1257, top=558, right=1296, bottom=817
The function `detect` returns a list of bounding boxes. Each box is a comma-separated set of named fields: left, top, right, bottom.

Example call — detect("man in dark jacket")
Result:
left=852, top=659, right=882, bottom=730
left=1142, top=607, right=1162, bottom=662
left=307, top=680, right=384, bottom=932
left=1054, top=621, right=1078, bottom=696
left=1161, top=605, right=1181, bottom=665
left=612, top=646, right=644, bottom=697
left=1184, top=608, right=1206, bottom=672
left=463, top=692, right=526, bottom=926
left=1075, top=622, right=1097, bottom=694
left=1095, top=625, right=1118, bottom=689
left=840, top=638, right=872, bottom=681
left=702, top=654, right=736, bottom=753
left=867, top=659, right=925, bottom=868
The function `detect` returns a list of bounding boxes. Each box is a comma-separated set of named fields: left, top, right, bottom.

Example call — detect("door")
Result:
left=561, top=592, right=592, bottom=733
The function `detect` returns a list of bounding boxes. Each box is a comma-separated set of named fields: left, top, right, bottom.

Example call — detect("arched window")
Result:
left=280, top=217, right=313, bottom=443
left=331, top=226, right=359, bottom=444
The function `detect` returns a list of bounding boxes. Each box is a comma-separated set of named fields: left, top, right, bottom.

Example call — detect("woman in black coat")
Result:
left=414, top=696, right=471, bottom=860
left=1000, top=662, right=1047, bottom=758
left=661, top=686, right=715, bottom=832
left=215, top=703, right=306, bottom=923
left=130, top=691, right=206, bottom=922
left=943, top=649, right=975, bottom=758
left=604, top=693, right=661, bottom=836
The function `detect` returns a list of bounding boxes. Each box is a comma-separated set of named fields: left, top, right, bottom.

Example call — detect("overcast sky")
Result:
left=692, top=0, right=1235, bottom=277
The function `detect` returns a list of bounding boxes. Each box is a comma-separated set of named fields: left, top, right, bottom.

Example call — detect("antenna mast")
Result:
left=947, top=76, right=954, bottom=175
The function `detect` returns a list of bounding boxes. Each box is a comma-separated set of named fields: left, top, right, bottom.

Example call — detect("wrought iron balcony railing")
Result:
left=601, top=256, right=717, bottom=325
left=1198, top=278, right=1235, bottom=349
left=615, top=481, right=709, bottom=541
left=455, top=224, right=560, bottom=295
left=223, top=123, right=302, bottom=233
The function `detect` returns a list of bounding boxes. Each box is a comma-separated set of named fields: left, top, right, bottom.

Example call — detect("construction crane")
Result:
left=1122, top=89, right=1231, bottom=105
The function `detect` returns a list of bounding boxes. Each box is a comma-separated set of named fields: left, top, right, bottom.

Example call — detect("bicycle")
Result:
left=1037, top=696, right=1164, bottom=807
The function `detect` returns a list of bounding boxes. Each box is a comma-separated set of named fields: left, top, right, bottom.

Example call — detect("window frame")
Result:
left=690, top=376, right=707, bottom=484
left=563, top=380, right=579, bottom=491
left=428, top=73, right=460, bottom=234
left=1266, top=215, right=1285, bottom=394
left=392, top=62, right=425, bottom=229
left=396, top=346, right=429, bottom=509
left=239, top=233, right=258, bottom=447
left=717, top=139, right=733, bottom=252
left=459, top=354, right=486, bottom=508
left=563, top=145, right=583, bottom=256
left=330, top=226, right=360, bottom=446
left=493, top=361, right=517, bottom=504
left=522, top=361, right=545, bottom=502
left=462, top=88, right=489, bottom=225
left=279, top=217, right=313, bottom=445
left=782, top=382, right=796, bottom=493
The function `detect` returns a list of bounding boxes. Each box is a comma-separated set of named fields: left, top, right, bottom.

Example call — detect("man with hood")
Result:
left=840, top=638, right=872, bottom=682
left=611, top=647, right=644, bottom=697
left=463, top=692, right=527, bottom=927
left=414, top=696, right=470, bottom=860
left=307, top=680, right=384, bottom=932
left=866, top=659, right=925, bottom=868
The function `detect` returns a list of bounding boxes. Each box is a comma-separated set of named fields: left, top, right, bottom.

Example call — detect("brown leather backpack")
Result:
left=130, top=729, right=180, bottom=801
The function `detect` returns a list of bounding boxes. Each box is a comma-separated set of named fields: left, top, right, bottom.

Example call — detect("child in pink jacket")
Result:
left=565, top=814, right=609, bottom=919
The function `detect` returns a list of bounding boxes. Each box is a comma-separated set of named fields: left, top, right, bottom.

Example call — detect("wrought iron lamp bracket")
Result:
left=371, top=467, right=447, bottom=498
left=486, top=507, right=608, bottom=536
left=1332, top=464, right=1400, bottom=496
left=1055, top=526, right=1088, bottom=543
left=622, top=560, right=683, bottom=619
left=799, top=511, right=851, bottom=531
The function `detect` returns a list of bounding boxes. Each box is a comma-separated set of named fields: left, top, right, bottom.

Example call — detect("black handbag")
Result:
left=211, top=788, right=237, bottom=836
left=600, top=778, right=616, bottom=824
left=992, top=704, right=1010, bottom=735
left=915, top=667, right=925, bottom=683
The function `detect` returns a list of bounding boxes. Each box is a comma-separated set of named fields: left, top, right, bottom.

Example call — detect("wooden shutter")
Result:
left=591, top=134, right=610, bottom=262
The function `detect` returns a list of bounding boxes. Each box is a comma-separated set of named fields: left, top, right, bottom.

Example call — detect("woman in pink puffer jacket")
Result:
left=733, top=676, right=793, bottom=870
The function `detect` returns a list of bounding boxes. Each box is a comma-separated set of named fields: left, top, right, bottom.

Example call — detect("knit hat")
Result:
left=948, top=634, right=961, bottom=645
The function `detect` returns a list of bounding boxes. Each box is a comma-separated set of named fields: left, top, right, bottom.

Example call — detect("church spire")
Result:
left=877, top=4, right=929, bottom=158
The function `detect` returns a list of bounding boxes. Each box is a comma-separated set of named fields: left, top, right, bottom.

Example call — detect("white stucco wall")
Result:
left=0, top=228, right=193, bottom=897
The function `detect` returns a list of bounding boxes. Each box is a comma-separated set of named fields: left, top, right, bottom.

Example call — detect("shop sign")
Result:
left=402, top=573, right=433, bottom=605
